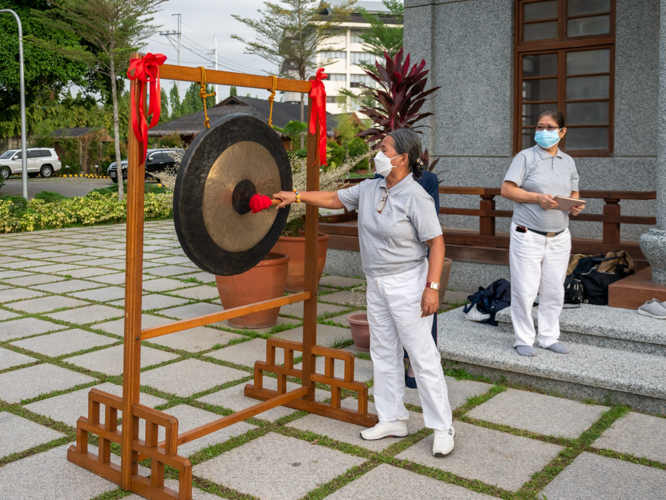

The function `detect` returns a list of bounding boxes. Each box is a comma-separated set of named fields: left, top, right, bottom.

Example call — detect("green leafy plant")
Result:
left=34, top=191, right=67, bottom=203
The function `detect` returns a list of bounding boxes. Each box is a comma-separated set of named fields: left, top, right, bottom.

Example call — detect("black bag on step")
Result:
left=564, top=274, right=585, bottom=304
left=578, top=268, right=626, bottom=305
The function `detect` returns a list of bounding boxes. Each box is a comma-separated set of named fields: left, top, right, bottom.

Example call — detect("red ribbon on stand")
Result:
left=309, top=68, right=328, bottom=166
left=127, top=53, right=167, bottom=165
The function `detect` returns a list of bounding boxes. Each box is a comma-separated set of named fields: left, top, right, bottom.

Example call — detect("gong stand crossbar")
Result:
left=67, top=59, right=378, bottom=500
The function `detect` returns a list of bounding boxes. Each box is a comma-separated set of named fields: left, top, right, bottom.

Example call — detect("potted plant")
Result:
left=271, top=150, right=373, bottom=292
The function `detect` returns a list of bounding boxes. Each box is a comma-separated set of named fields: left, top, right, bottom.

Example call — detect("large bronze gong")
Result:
left=173, top=113, right=292, bottom=276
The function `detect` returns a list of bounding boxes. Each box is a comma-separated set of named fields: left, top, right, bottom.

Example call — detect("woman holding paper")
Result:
left=500, top=109, right=585, bottom=357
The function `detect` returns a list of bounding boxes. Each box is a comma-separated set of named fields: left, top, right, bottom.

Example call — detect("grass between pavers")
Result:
left=89, top=488, right=134, bottom=500
left=590, top=447, right=666, bottom=471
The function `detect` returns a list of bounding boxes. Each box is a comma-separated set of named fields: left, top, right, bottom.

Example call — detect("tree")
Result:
left=229, top=85, right=238, bottom=97
left=231, top=0, right=355, bottom=125
left=356, top=0, right=403, bottom=73
left=0, top=0, right=89, bottom=127
left=159, top=87, right=170, bottom=123
left=33, top=0, right=167, bottom=201
left=169, top=83, right=182, bottom=120
left=180, top=82, right=216, bottom=117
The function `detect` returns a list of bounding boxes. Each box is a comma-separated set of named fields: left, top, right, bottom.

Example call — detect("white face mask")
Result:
left=374, top=151, right=400, bottom=177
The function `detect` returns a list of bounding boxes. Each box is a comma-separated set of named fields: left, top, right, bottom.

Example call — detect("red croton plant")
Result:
left=357, top=48, right=441, bottom=175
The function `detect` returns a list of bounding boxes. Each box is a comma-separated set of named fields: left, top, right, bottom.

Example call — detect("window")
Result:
left=327, top=74, right=346, bottom=82
left=515, top=0, right=615, bottom=156
left=320, top=51, right=346, bottom=60
left=39, top=150, right=51, bottom=157
left=350, top=30, right=363, bottom=43
left=27, top=150, right=41, bottom=159
left=350, top=74, right=373, bottom=88
left=351, top=52, right=375, bottom=66
left=326, top=96, right=338, bottom=103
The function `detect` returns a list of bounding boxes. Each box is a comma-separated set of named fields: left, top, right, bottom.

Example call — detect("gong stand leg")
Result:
left=301, top=93, right=320, bottom=402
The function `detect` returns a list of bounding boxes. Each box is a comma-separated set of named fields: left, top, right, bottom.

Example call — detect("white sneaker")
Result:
left=360, top=420, right=408, bottom=441
left=465, top=304, right=490, bottom=322
left=432, top=426, right=455, bottom=457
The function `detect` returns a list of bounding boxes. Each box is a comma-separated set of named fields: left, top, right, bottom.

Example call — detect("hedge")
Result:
left=0, top=191, right=173, bottom=233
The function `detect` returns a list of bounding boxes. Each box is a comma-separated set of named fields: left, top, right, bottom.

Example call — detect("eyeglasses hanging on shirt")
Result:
left=377, top=187, right=389, bottom=213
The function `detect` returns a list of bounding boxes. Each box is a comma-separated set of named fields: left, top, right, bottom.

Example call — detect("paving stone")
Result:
left=327, top=463, right=495, bottom=500
left=319, top=289, right=355, bottom=305
left=0, top=317, right=67, bottom=342
left=109, top=293, right=190, bottom=311
left=220, top=316, right=300, bottom=334
left=368, top=376, right=491, bottom=410
left=0, top=412, right=65, bottom=458
left=319, top=275, right=366, bottom=287
left=467, top=388, right=608, bottom=439
left=396, top=421, right=564, bottom=492
left=66, top=344, right=178, bottom=376
left=193, top=432, right=366, bottom=500
left=32, top=263, right=85, bottom=274
left=178, top=271, right=216, bottom=283
left=158, top=405, right=256, bottom=457
left=125, top=481, right=223, bottom=500
left=146, top=327, right=244, bottom=353
left=279, top=301, right=348, bottom=319
left=12, top=329, right=117, bottom=357
left=69, top=286, right=126, bottom=302
left=34, top=244, right=82, bottom=251
left=208, top=338, right=283, bottom=368
left=0, top=348, right=36, bottom=370
left=159, top=302, right=225, bottom=320
left=594, top=412, right=666, bottom=464
left=87, top=272, right=154, bottom=285
left=541, top=452, right=666, bottom=500
left=56, top=267, right=118, bottom=279
left=167, top=284, right=220, bottom=300
left=95, top=313, right=173, bottom=336
left=6, top=295, right=90, bottom=314
left=0, top=270, right=37, bottom=280
left=198, top=377, right=305, bottom=421
left=42, top=255, right=89, bottom=264
left=0, top=256, right=23, bottom=264
left=0, top=288, right=45, bottom=302
left=32, top=279, right=103, bottom=293
left=151, top=256, right=193, bottom=265
left=4, top=274, right=64, bottom=286
left=327, top=309, right=363, bottom=327
left=46, top=304, right=123, bottom=325
left=140, top=359, right=249, bottom=397
left=277, top=324, right=352, bottom=347
left=85, top=258, right=125, bottom=267
left=0, top=363, right=97, bottom=403
left=141, top=277, right=197, bottom=292
left=24, top=382, right=167, bottom=428
left=145, top=265, right=198, bottom=277
left=294, top=356, right=374, bottom=383
left=0, top=444, right=118, bottom=499
left=288, top=398, right=424, bottom=452
left=1, top=260, right=52, bottom=269
left=0, top=309, right=20, bottom=321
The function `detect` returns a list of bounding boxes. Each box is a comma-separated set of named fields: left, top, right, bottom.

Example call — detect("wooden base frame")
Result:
left=66, top=58, right=377, bottom=500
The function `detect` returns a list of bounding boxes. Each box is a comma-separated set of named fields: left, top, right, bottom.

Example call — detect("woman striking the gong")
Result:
left=275, top=128, right=455, bottom=457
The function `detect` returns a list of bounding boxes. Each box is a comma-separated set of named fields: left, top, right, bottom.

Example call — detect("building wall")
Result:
left=404, top=0, right=659, bottom=242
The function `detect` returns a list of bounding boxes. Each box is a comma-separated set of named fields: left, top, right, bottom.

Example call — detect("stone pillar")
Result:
left=639, top=0, right=666, bottom=284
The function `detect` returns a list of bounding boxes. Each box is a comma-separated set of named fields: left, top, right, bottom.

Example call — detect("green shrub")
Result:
left=0, top=195, right=27, bottom=210
left=0, top=174, right=4, bottom=190
left=34, top=191, right=67, bottom=203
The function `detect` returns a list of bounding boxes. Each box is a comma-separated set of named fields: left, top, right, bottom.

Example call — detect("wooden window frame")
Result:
left=514, top=0, right=616, bottom=157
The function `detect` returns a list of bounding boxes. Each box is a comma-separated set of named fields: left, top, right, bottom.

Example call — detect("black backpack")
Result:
left=566, top=253, right=634, bottom=305
left=463, top=279, right=511, bottom=326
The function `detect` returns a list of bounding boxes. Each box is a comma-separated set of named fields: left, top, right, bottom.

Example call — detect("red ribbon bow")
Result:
left=249, top=194, right=273, bottom=213
left=309, top=68, right=328, bottom=166
left=127, top=53, right=167, bottom=165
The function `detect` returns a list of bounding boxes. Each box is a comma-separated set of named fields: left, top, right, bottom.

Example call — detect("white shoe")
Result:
left=432, top=426, right=455, bottom=457
left=360, top=420, right=408, bottom=441
left=465, top=304, right=490, bottom=322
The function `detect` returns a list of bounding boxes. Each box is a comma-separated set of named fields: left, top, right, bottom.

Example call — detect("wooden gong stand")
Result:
left=67, top=56, right=378, bottom=500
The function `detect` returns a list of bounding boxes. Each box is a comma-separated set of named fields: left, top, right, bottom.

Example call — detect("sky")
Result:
left=144, top=0, right=279, bottom=103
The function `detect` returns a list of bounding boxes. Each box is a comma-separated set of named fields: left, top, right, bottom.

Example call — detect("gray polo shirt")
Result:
left=504, top=145, right=580, bottom=232
left=337, top=174, right=443, bottom=277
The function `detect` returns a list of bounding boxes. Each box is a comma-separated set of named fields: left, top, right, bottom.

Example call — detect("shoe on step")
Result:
left=638, top=299, right=666, bottom=319
left=433, top=426, right=455, bottom=457
left=360, top=420, right=408, bottom=441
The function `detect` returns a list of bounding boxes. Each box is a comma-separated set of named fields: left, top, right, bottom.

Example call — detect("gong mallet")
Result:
left=248, top=193, right=282, bottom=213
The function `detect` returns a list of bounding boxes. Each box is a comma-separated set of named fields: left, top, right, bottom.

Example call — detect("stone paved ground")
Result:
left=0, top=220, right=665, bottom=499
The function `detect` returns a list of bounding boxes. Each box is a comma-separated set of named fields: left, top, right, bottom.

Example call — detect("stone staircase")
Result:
left=437, top=306, right=666, bottom=414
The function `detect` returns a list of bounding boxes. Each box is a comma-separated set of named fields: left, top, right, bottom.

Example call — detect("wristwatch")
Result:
left=425, top=282, right=440, bottom=290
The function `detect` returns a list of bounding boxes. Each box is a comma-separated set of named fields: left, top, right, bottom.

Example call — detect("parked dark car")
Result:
left=108, top=148, right=183, bottom=183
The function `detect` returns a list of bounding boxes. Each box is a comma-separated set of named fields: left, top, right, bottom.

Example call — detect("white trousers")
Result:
left=366, top=261, right=453, bottom=432
left=509, top=222, right=571, bottom=348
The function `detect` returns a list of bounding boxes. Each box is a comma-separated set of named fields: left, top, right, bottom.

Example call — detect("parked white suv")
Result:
left=0, top=148, right=62, bottom=179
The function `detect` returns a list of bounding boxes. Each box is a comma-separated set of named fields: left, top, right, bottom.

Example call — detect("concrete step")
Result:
left=494, top=304, right=666, bottom=356
left=438, top=307, right=666, bottom=414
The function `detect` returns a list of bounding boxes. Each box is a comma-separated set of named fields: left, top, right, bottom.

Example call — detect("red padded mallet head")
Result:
left=249, top=194, right=280, bottom=213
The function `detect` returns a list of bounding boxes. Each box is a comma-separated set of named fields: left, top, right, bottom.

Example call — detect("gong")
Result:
left=173, top=113, right=292, bottom=276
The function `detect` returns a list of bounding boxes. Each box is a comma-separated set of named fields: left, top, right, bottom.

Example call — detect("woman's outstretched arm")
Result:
left=273, top=190, right=344, bottom=210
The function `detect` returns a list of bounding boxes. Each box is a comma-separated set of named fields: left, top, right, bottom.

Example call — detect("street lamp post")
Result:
left=0, top=9, right=28, bottom=200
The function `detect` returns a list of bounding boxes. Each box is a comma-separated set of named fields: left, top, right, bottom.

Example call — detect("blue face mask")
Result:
left=534, top=129, right=561, bottom=149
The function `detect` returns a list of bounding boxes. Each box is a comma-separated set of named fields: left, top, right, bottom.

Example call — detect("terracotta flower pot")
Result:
left=438, top=258, right=453, bottom=307
left=215, top=252, right=289, bottom=329
left=271, top=233, right=330, bottom=292
left=348, top=312, right=370, bottom=352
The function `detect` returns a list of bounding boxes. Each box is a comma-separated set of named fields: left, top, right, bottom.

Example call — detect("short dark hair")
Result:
left=536, top=109, right=565, bottom=129
left=387, top=128, right=423, bottom=179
